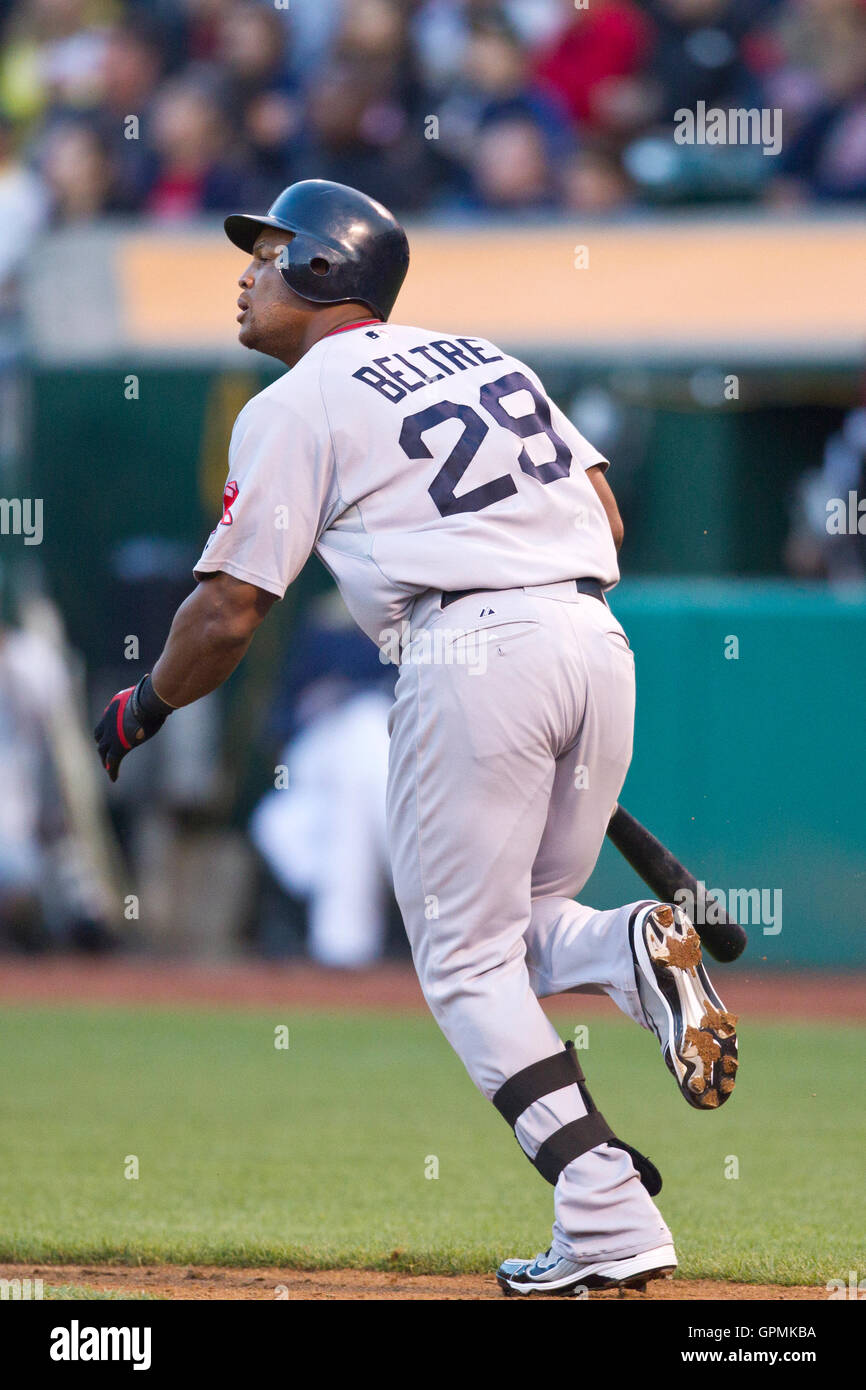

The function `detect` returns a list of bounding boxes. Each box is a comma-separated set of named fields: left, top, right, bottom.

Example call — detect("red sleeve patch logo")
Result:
left=219, top=480, right=239, bottom=526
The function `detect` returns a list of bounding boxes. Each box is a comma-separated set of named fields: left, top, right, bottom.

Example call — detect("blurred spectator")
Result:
left=216, top=3, right=294, bottom=113
left=0, top=614, right=49, bottom=949
left=470, top=113, right=557, bottom=208
left=250, top=591, right=395, bottom=968
left=771, top=6, right=866, bottom=205
left=532, top=0, right=654, bottom=130
left=413, top=0, right=568, bottom=94
left=299, top=60, right=436, bottom=212
left=144, top=76, right=245, bottom=217
left=178, top=0, right=236, bottom=64
left=40, top=119, right=117, bottom=221
left=92, top=17, right=166, bottom=211
left=561, top=142, right=635, bottom=211
left=296, top=0, right=437, bottom=212
left=0, top=587, right=116, bottom=952
left=0, top=113, right=48, bottom=310
left=250, top=685, right=393, bottom=967
left=283, top=0, right=343, bottom=80
left=773, top=84, right=866, bottom=201
left=785, top=405, right=866, bottom=583
left=214, top=1, right=301, bottom=205
left=645, top=0, right=766, bottom=124
left=0, top=0, right=115, bottom=124
left=743, top=0, right=866, bottom=201
left=433, top=8, right=574, bottom=198
left=751, top=0, right=866, bottom=133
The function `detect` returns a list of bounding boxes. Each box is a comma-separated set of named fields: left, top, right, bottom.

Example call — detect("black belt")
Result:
left=440, top=578, right=606, bottom=610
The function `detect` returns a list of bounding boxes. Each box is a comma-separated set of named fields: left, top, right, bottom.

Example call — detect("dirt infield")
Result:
left=0, top=1264, right=828, bottom=1301
left=0, top=955, right=862, bottom=1021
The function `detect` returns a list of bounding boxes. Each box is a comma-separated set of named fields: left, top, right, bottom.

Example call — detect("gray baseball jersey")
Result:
left=194, top=322, right=618, bottom=648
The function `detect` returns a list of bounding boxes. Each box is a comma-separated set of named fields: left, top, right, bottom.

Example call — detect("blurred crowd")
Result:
left=0, top=0, right=865, bottom=229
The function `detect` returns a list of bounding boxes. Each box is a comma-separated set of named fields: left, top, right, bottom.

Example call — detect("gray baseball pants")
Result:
left=386, top=579, right=671, bottom=1262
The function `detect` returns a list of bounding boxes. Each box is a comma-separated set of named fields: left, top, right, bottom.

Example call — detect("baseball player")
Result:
left=95, top=180, right=739, bottom=1297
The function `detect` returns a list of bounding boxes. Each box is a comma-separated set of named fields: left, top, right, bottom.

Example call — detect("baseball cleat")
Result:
left=496, top=1242, right=677, bottom=1297
left=630, top=903, right=739, bottom=1110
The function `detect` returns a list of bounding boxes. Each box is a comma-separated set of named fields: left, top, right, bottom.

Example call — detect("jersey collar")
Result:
left=322, top=318, right=382, bottom=338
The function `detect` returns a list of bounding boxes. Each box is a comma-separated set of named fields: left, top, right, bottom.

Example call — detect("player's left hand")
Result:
left=94, top=675, right=174, bottom=782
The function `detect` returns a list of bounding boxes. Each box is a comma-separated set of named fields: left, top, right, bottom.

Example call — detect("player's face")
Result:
left=236, top=229, right=313, bottom=362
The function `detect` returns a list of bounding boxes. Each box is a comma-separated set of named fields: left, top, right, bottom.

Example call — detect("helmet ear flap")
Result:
left=278, top=234, right=355, bottom=306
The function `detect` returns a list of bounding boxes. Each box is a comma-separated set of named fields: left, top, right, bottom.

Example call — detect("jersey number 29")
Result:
left=398, top=371, right=572, bottom=517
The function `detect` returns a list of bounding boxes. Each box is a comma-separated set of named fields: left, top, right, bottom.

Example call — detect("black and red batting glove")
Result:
left=95, top=674, right=174, bottom=782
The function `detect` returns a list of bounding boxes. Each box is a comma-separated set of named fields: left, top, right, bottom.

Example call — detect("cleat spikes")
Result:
left=630, top=904, right=739, bottom=1111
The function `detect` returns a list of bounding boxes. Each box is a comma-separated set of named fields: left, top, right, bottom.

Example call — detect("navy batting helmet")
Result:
left=224, top=180, right=410, bottom=322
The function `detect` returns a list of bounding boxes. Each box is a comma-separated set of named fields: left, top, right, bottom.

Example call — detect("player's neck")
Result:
left=289, top=307, right=382, bottom=365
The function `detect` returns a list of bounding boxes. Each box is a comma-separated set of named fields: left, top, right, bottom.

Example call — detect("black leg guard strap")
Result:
left=492, top=1044, right=583, bottom=1128
left=492, top=1041, right=662, bottom=1195
left=533, top=1112, right=615, bottom=1184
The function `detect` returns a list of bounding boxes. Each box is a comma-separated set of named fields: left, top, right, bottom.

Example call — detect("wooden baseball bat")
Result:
left=606, top=804, right=747, bottom=963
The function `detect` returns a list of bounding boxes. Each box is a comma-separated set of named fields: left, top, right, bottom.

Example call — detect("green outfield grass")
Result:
left=0, top=1006, right=862, bottom=1283
left=42, top=1285, right=161, bottom=1300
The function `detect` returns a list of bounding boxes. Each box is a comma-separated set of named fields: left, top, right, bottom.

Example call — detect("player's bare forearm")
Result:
left=95, top=572, right=276, bottom=781
left=586, top=464, right=624, bottom=551
left=151, top=571, right=277, bottom=707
